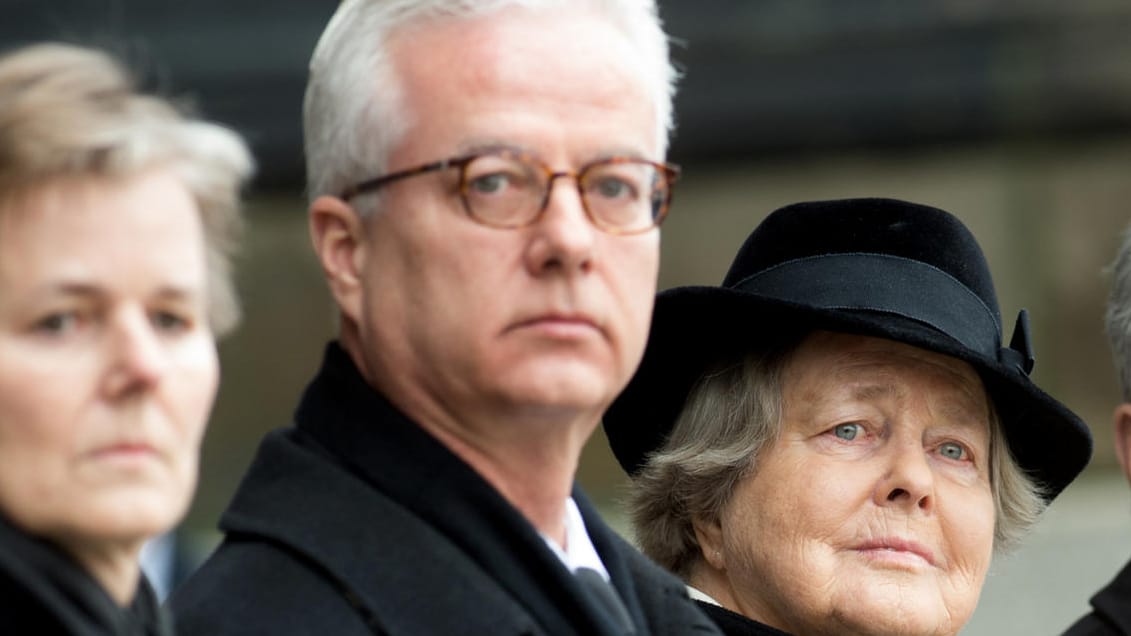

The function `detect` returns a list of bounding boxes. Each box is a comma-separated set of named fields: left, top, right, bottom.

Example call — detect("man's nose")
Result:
left=523, top=175, right=596, bottom=275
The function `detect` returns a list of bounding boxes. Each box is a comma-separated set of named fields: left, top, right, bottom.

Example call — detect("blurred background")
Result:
left=4, top=1, right=1131, bottom=632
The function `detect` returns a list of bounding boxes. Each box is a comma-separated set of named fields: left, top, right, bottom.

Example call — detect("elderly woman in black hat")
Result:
left=603, top=198, right=1092, bottom=636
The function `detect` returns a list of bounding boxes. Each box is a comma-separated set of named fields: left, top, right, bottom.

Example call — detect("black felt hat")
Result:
left=604, top=198, right=1091, bottom=501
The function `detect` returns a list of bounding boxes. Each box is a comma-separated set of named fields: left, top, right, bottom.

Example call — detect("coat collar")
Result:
left=1086, top=557, right=1131, bottom=634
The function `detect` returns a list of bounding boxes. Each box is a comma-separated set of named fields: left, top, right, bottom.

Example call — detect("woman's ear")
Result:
left=309, top=195, right=366, bottom=323
left=692, top=514, right=726, bottom=571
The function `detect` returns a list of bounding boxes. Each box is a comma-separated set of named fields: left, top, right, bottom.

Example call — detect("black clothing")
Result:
left=696, top=601, right=793, bottom=636
left=171, top=343, right=720, bottom=636
left=1063, top=559, right=1131, bottom=635
left=0, top=515, right=172, bottom=635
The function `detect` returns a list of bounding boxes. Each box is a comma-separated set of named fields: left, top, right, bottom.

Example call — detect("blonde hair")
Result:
left=0, top=43, right=253, bottom=336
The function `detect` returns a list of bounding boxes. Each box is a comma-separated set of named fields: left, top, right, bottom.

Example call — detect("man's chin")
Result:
left=497, top=369, right=616, bottom=415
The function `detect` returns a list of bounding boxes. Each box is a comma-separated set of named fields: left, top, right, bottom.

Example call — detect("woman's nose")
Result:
left=875, top=437, right=935, bottom=513
left=102, top=310, right=166, bottom=398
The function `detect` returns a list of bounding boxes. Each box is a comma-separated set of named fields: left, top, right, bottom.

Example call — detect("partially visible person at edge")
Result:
left=0, top=42, right=252, bottom=635
left=1062, top=224, right=1131, bottom=635
left=170, top=1, right=720, bottom=635
left=604, top=198, right=1093, bottom=636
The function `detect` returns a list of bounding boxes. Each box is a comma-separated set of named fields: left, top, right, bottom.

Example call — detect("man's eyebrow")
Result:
left=594, top=147, right=650, bottom=161
left=456, top=140, right=529, bottom=156
left=454, top=141, right=652, bottom=163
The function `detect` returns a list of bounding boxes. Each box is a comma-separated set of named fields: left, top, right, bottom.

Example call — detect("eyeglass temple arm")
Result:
left=340, top=157, right=464, bottom=201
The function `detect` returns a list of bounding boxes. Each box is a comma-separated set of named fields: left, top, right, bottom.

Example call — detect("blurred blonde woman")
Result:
left=0, top=43, right=251, bottom=634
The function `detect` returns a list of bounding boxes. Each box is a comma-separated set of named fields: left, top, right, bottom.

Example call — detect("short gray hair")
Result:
left=0, top=43, right=253, bottom=336
left=1106, top=225, right=1131, bottom=400
left=628, top=335, right=1045, bottom=580
left=302, top=0, right=677, bottom=212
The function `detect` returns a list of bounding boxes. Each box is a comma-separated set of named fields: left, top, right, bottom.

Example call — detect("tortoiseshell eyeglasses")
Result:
left=340, top=149, right=680, bottom=235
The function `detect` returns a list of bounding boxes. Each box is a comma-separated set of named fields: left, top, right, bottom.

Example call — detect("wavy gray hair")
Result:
left=1107, top=226, right=1131, bottom=400
left=628, top=333, right=1046, bottom=580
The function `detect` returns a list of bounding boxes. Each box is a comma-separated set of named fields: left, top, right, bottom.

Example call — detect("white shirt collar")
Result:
left=687, top=585, right=721, bottom=606
left=541, top=497, right=611, bottom=581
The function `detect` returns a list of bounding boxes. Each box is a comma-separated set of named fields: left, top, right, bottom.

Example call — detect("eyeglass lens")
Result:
left=460, top=154, right=667, bottom=232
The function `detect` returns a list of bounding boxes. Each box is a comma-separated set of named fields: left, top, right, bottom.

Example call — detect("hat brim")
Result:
left=604, top=285, right=1092, bottom=502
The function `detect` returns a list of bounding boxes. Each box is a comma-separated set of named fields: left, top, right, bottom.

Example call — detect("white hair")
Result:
left=302, top=0, right=677, bottom=211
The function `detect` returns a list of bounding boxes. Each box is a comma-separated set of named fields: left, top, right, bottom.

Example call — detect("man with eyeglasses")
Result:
left=171, top=1, right=719, bottom=635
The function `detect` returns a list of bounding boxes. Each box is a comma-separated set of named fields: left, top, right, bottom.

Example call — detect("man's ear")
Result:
left=1114, top=404, right=1131, bottom=485
left=309, top=195, right=366, bottom=323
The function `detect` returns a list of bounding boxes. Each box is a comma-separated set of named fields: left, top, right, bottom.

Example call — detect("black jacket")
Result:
left=694, top=602, right=792, bottom=636
left=1063, top=559, right=1131, bottom=635
left=170, top=343, right=720, bottom=636
left=0, top=515, right=171, bottom=636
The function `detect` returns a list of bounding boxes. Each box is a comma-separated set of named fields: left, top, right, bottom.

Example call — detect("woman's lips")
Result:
left=87, top=442, right=161, bottom=464
left=854, top=537, right=937, bottom=567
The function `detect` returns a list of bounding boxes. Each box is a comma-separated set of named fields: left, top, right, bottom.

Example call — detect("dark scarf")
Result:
left=0, top=515, right=171, bottom=635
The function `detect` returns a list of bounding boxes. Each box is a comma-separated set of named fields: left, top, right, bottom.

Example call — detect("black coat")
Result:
left=1063, top=559, right=1131, bottom=635
left=694, top=602, right=792, bottom=636
left=0, top=515, right=171, bottom=636
left=170, top=343, right=720, bottom=636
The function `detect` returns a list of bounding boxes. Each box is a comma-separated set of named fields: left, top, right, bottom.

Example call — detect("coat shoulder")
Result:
left=611, top=538, right=722, bottom=635
left=171, top=538, right=374, bottom=636
left=1062, top=612, right=1124, bottom=636
left=169, top=430, right=547, bottom=635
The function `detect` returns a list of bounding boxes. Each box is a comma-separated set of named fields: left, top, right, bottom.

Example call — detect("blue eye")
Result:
left=591, top=177, right=635, bottom=200
left=468, top=173, right=510, bottom=194
left=833, top=423, right=862, bottom=441
left=939, top=442, right=966, bottom=460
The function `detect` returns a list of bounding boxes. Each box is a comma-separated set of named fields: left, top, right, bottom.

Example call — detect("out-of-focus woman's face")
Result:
left=708, top=331, right=995, bottom=636
left=0, top=168, right=217, bottom=550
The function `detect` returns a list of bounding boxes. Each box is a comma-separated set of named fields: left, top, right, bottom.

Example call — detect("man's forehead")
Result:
left=384, top=12, right=658, bottom=160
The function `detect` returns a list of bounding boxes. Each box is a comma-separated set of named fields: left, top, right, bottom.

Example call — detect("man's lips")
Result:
left=510, top=312, right=601, bottom=335
left=854, top=537, right=937, bottom=567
